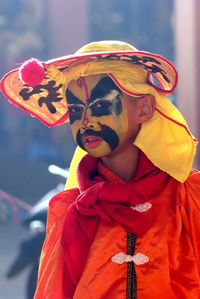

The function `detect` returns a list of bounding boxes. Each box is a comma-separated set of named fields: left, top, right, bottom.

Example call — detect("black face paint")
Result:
left=89, top=76, right=122, bottom=102
left=76, top=124, right=119, bottom=152
left=66, top=89, right=85, bottom=124
left=66, top=76, right=123, bottom=124
left=89, top=93, right=122, bottom=117
left=89, top=76, right=122, bottom=117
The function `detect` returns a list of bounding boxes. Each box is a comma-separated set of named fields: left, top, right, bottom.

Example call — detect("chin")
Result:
left=86, top=148, right=112, bottom=158
left=83, top=141, right=112, bottom=158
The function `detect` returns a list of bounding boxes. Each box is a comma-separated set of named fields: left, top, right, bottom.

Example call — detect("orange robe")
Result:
left=34, top=163, right=200, bottom=299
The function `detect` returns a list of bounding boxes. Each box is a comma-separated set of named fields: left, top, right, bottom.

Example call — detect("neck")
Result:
left=101, top=145, right=140, bottom=182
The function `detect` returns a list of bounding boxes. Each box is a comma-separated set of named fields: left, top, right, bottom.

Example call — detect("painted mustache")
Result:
left=76, top=124, right=119, bottom=152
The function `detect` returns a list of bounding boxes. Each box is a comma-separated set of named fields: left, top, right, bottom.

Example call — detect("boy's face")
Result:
left=66, top=74, right=140, bottom=158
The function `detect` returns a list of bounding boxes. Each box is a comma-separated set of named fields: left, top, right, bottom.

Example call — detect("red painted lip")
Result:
left=82, top=135, right=102, bottom=149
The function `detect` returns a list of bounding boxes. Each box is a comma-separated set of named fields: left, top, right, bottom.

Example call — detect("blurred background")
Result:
left=0, top=0, right=200, bottom=298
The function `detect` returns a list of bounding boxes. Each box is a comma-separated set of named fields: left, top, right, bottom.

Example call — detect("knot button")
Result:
left=111, top=252, right=149, bottom=266
left=131, top=202, right=152, bottom=212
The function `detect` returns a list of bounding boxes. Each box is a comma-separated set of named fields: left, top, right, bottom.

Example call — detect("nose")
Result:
left=82, top=107, right=94, bottom=129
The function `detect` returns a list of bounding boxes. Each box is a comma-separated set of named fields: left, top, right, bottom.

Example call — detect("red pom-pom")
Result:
left=19, top=58, right=45, bottom=86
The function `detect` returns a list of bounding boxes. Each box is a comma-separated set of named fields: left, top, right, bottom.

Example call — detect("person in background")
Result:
left=1, top=40, right=200, bottom=299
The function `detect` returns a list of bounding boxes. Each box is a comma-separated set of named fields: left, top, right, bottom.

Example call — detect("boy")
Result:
left=1, top=40, right=200, bottom=298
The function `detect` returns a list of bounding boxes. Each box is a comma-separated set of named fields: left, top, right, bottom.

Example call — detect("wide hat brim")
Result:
left=0, top=49, right=178, bottom=126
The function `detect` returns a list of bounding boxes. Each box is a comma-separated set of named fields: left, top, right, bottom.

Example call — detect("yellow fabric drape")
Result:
left=47, top=60, right=197, bottom=187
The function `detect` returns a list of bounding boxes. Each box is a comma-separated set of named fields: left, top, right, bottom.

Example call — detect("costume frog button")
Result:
left=131, top=202, right=152, bottom=212
left=111, top=252, right=149, bottom=265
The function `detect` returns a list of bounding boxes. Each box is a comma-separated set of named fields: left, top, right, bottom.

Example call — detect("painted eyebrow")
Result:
left=66, top=76, right=122, bottom=105
left=88, top=76, right=122, bottom=104
left=66, top=89, right=86, bottom=106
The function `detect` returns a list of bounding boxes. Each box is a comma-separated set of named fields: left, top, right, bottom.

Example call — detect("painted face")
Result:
left=66, top=74, right=133, bottom=157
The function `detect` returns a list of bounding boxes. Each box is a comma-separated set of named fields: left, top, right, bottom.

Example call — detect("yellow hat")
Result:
left=0, top=40, right=177, bottom=126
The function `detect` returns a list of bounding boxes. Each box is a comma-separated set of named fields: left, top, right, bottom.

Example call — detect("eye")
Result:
left=93, top=100, right=112, bottom=110
left=68, top=105, right=84, bottom=114
left=90, top=100, right=113, bottom=117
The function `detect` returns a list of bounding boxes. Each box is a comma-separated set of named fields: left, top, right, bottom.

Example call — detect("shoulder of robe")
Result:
left=49, top=188, right=80, bottom=218
left=179, top=169, right=200, bottom=210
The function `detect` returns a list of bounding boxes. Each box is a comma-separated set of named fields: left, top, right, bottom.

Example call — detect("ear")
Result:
left=137, top=95, right=155, bottom=124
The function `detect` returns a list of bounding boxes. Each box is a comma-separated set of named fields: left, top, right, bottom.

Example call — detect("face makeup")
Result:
left=66, top=74, right=139, bottom=158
